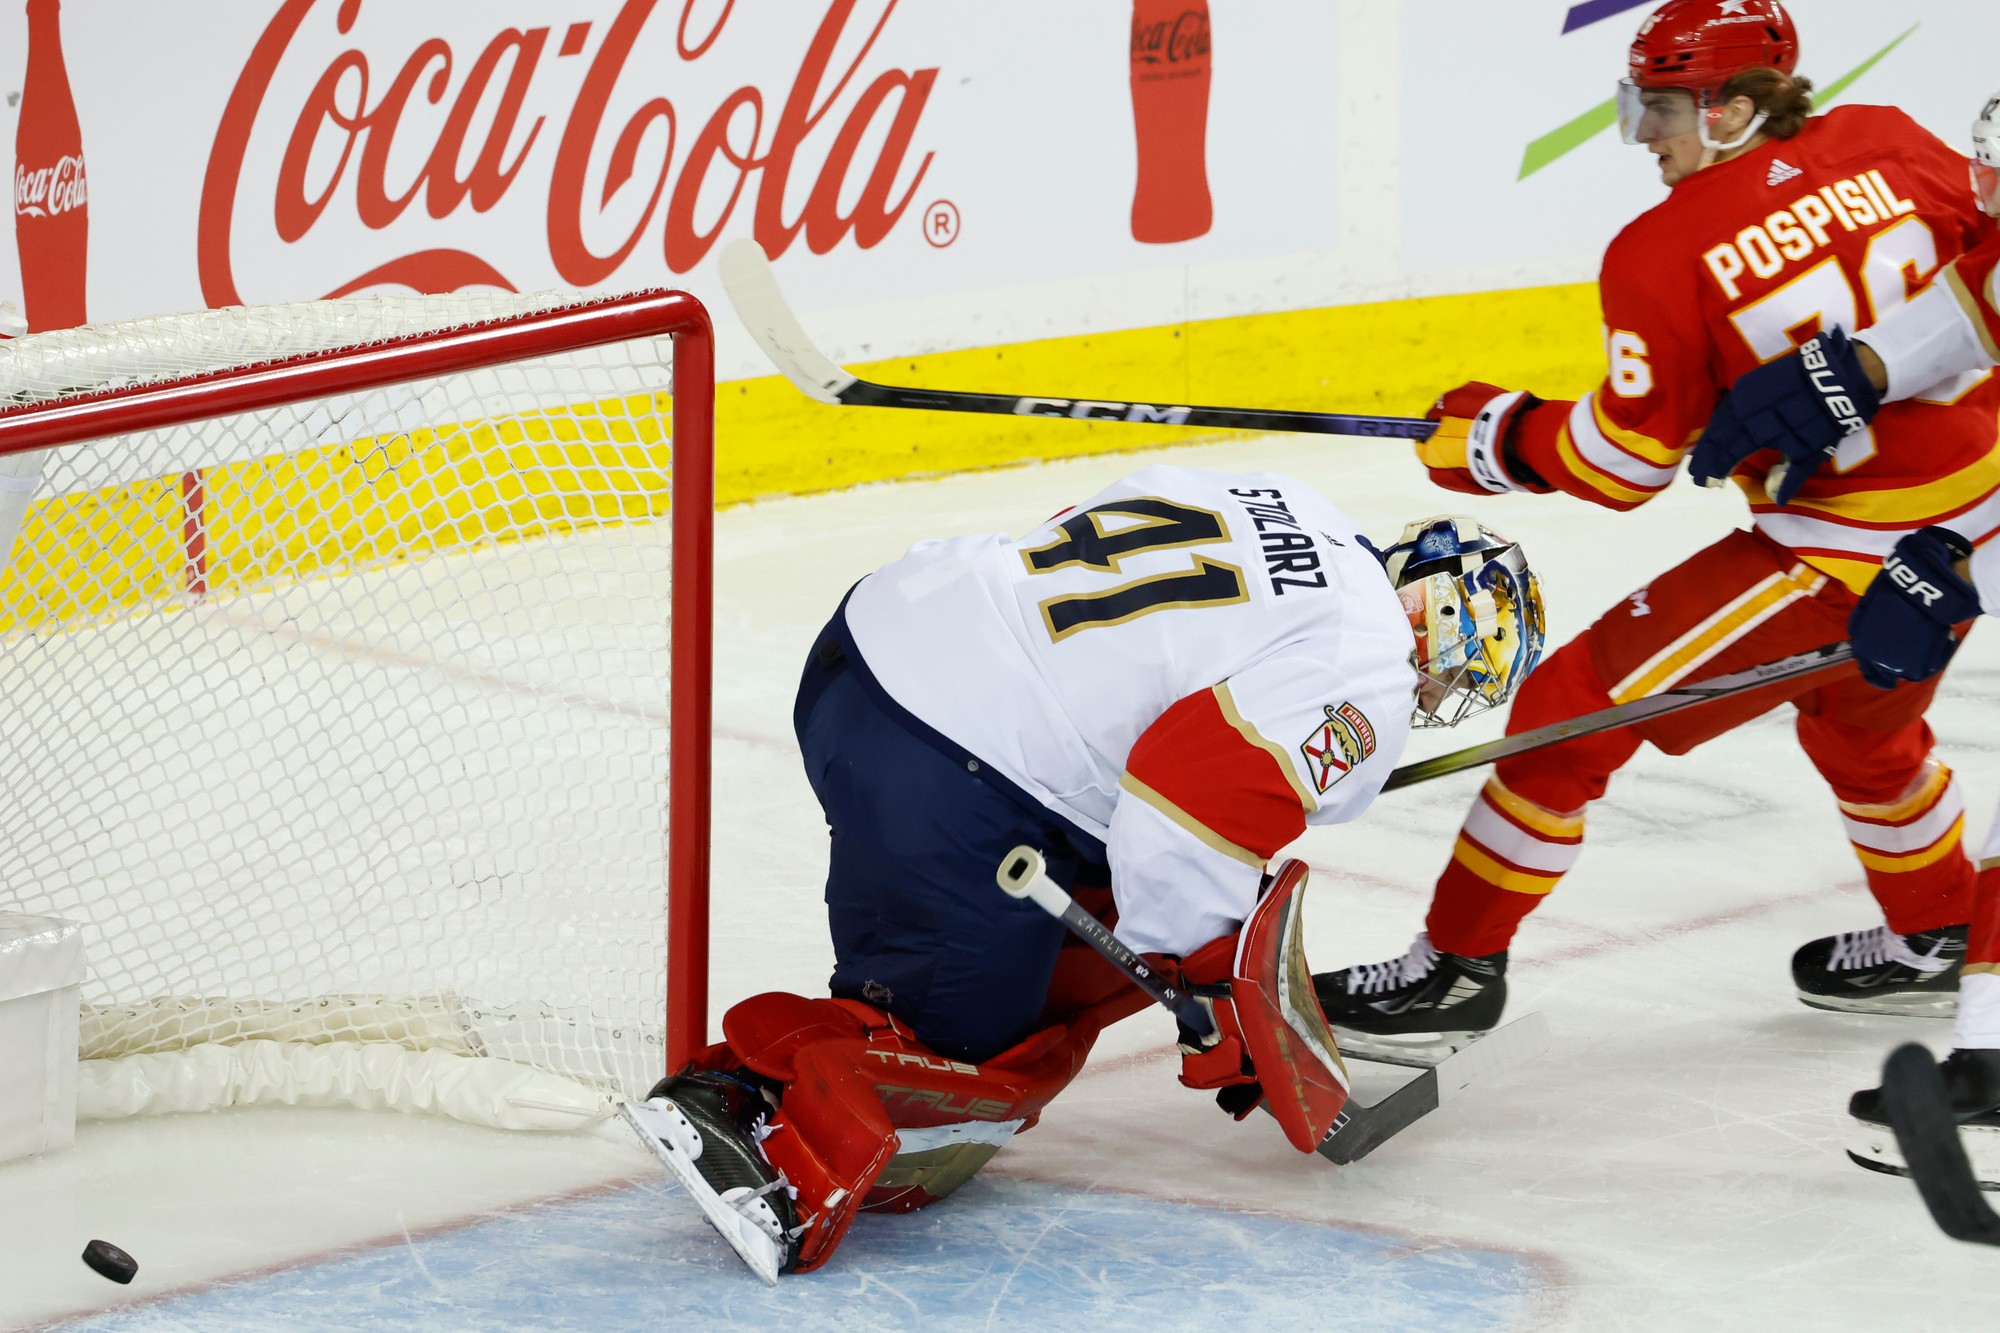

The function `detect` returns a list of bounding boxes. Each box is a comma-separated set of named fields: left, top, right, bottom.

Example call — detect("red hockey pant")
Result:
left=1427, top=529, right=1974, bottom=957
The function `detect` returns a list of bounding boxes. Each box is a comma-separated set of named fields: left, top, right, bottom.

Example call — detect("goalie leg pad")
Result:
left=708, top=990, right=1098, bottom=1271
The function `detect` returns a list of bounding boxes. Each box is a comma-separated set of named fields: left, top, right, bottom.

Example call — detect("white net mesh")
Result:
left=0, top=292, right=702, bottom=1122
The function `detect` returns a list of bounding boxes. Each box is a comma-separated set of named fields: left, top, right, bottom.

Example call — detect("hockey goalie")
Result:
left=625, top=465, right=1544, bottom=1281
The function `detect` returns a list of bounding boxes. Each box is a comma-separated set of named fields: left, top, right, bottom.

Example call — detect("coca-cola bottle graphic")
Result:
left=1128, top=0, right=1212, bottom=244
left=14, top=0, right=88, bottom=332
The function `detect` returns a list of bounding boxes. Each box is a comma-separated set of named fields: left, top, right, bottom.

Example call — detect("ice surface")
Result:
left=6, top=433, right=2000, bottom=1331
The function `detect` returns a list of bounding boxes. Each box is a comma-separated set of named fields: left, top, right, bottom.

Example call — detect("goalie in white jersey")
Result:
left=630, top=465, right=1544, bottom=1281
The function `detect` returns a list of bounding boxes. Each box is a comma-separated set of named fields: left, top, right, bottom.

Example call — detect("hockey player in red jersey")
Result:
left=1690, top=90, right=2000, bottom=1185
left=1313, top=0, right=2000, bottom=1062
left=622, top=466, right=1544, bottom=1280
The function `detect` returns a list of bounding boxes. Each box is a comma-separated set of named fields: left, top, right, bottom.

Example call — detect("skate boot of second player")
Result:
left=1845, top=1047, right=2000, bottom=1186
left=1311, top=932, right=1507, bottom=1066
left=620, top=1070, right=800, bottom=1284
left=1791, top=923, right=1966, bottom=1015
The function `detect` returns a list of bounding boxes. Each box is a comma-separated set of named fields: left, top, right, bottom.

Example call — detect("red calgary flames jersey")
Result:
left=1941, top=232, right=2000, bottom=366
left=1511, top=104, right=2000, bottom=591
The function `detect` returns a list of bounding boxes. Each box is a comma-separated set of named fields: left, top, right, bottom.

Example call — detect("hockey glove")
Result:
left=1848, top=526, right=1981, bottom=689
left=1418, top=382, right=1545, bottom=495
left=1689, top=327, right=1881, bottom=506
left=1141, top=947, right=1260, bottom=1115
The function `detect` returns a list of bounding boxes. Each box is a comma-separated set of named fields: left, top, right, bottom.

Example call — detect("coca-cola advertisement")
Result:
left=1, top=2, right=1993, bottom=375
left=13, top=0, right=86, bottom=332
left=0, top=2, right=1354, bottom=375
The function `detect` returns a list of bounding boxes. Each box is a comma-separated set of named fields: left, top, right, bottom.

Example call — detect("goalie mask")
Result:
left=1379, top=516, right=1545, bottom=728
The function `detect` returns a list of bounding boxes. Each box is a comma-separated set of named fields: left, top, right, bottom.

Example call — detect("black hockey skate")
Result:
left=1791, top=923, right=1965, bottom=1015
left=1311, top=932, right=1508, bottom=1067
left=620, top=1069, right=800, bottom=1284
left=1846, top=1047, right=2000, bottom=1188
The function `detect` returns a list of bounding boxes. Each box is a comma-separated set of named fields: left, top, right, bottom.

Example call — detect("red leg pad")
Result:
left=712, top=990, right=1100, bottom=1272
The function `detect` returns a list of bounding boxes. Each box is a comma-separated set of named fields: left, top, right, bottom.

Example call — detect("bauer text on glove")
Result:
left=1688, top=327, right=1882, bottom=506
left=1846, top=526, right=1980, bottom=689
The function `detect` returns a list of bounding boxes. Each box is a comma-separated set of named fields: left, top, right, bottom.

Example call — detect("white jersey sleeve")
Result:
left=842, top=465, right=1417, bottom=959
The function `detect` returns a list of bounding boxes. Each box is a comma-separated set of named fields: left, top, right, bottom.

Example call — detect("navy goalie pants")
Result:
left=793, top=610, right=1106, bottom=1065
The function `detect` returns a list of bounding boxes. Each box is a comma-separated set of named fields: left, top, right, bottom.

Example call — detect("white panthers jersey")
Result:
left=844, top=465, right=1418, bottom=956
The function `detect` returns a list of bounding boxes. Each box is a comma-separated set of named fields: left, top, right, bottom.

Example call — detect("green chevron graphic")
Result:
left=1516, top=22, right=1920, bottom=180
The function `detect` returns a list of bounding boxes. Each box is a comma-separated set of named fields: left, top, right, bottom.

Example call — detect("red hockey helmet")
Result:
left=1619, top=0, right=1799, bottom=149
left=1628, top=0, right=1799, bottom=94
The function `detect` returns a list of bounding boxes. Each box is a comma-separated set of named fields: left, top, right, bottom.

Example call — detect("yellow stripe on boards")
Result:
left=712, top=282, right=1606, bottom=505
left=3, top=282, right=1609, bottom=637
left=0, top=395, right=673, bottom=636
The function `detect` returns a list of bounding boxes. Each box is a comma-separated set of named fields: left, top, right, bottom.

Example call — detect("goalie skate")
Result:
left=620, top=1072, right=800, bottom=1285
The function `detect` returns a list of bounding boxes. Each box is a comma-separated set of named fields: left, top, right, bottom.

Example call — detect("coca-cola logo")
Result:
left=13, top=155, right=88, bottom=218
left=1131, top=10, right=1211, bottom=64
left=199, top=0, right=939, bottom=303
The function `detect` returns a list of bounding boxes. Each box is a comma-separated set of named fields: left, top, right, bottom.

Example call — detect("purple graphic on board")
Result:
left=1561, top=0, right=1655, bottom=34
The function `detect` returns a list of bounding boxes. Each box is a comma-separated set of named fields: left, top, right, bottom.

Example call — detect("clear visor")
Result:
left=1616, top=79, right=1702, bottom=145
left=1973, top=159, right=2000, bottom=219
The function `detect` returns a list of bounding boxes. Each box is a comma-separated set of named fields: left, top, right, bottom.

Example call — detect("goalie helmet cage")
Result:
left=0, top=288, right=713, bottom=1131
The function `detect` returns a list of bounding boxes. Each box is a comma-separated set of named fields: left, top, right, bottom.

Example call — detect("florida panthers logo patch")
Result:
left=1299, top=703, right=1377, bottom=794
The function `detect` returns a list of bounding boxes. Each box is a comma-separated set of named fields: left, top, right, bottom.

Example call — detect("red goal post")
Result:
left=0, top=288, right=714, bottom=1127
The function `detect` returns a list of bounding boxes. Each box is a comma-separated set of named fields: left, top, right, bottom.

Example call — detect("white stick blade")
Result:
left=718, top=238, right=856, bottom=405
left=1431, top=1011, right=1551, bottom=1105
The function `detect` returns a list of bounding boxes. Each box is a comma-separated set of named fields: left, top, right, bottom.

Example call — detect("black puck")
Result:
left=82, top=1238, right=137, bottom=1284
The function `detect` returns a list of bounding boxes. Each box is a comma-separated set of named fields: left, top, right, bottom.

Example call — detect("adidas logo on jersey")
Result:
left=1767, top=158, right=1803, bottom=186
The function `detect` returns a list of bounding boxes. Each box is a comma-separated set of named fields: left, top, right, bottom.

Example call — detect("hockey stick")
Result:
left=1382, top=641, right=1854, bottom=792
left=720, top=240, right=1437, bottom=440
left=995, top=845, right=1549, bottom=1163
left=1881, top=1043, right=2000, bottom=1245
left=997, top=843, right=1215, bottom=1038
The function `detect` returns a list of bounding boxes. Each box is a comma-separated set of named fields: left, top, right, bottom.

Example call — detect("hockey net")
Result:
left=0, top=289, right=713, bottom=1130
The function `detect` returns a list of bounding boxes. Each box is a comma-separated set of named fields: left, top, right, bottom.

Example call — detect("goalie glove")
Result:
left=1417, top=382, right=1545, bottom=496
left=1148, top=860, right=1352, bottom=1152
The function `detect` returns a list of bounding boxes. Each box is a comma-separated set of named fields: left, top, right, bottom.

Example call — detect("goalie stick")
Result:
left=1881, top=1043, right=2000, bottom=1246
left=720, top=240, right=1436, bottom=441
left=995, top=846, right=1549, bottom=1164
left=1383, top=641, right=1854, bottom=792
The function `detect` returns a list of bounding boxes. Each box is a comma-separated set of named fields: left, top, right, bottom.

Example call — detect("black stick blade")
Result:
left=1881, top=1042, right=2000, bottom=1246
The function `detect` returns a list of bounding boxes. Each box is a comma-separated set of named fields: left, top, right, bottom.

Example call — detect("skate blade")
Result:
left=1330, top=1025, right=1489, bottom=1069
left=1796, top=990, right=1957, bottom=1018
left=1846, top=1115, right=2000, bottom=1191
left=619, top=1099, right=788, bottom=1285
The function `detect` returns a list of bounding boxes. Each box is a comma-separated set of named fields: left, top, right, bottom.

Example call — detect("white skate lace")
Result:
left=1828, top=925, right=1951, bottom=974
left=1346, top=933, right=1441, bottom=995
